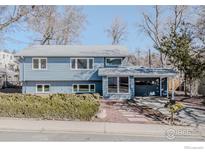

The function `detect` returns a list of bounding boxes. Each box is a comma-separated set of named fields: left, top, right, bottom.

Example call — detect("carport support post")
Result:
left=159, top=77, right=162, bottom=96
left=166, top=78, right=169, bottom=98
left=171, top=78, right=175, bottom=100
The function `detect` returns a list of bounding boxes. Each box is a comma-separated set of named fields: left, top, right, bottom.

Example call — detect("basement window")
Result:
left=72, top=84, right=95, bottom=93
left=36, top=84, right=50, bottom=93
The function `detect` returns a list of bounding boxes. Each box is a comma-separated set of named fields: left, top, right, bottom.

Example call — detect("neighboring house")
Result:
left=16, top=45, right=176, bottom=99
left=0, top=50, right=19, bottom=88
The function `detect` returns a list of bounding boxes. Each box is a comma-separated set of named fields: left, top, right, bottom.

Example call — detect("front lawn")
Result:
left=0, top=93, right=100, bottom=120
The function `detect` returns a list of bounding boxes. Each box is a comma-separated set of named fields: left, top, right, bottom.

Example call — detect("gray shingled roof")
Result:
left=98, top=67, right=176, bottom=77
left=15, top=45, right=130, bottom=57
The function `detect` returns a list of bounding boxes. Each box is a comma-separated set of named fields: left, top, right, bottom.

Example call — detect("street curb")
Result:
left=0, top=119, right=204, bottom=138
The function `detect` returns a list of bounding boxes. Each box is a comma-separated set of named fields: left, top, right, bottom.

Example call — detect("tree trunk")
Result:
left=170, top=112, right=174, bottom=125
left=160, top=52, right=164, bottom=68
left=148, top=49, right=151, bottom=68
left=184, top=75, right=188, bottom=96
left=190, top=78, right=193, bottom=97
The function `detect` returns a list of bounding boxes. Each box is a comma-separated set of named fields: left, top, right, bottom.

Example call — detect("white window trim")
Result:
left=72, top=84, right=96, bottom=93
left=70, top=58, right=94, bottom=70
left=32, top=58, right=48, bottom=70
left=36, top=84, right=51, bottom=93
left=107, top=76, right=130, bottom=94
left=105, top=58, right=122, bottom=67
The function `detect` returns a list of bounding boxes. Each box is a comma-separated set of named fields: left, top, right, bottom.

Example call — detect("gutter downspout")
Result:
left=21, top=56, right=26, bottom=93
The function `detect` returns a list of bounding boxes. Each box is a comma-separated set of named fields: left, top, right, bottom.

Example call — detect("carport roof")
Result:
left=98, top=67, right=177, bottom=77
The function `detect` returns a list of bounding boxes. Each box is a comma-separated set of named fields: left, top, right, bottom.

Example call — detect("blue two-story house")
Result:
left=16, top=45, right=176, bottom=99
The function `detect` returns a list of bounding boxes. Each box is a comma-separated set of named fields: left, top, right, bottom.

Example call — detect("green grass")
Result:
left=0, top=93, right=100, bottom=120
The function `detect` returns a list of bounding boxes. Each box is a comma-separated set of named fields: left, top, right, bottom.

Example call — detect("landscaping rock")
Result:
left=96, top=109, right=107, bottom=119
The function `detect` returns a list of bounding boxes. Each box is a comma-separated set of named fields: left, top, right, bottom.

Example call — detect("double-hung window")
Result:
left=32, top=58, right=47, bottom=70
left=108, top=77, right=129, bottom=93
left=72, top=84, right=95, bottom=93
left=71, top=58, right=94, bottom=70
left=36, top=84, right=50, bottom=93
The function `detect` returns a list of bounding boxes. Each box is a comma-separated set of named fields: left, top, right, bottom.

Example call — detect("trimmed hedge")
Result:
left=0, top=93, right=100, bottom=120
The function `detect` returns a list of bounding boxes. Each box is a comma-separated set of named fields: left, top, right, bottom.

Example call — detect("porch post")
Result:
left=159, top=77, right=162, bottom=96
left=167, top=78, right=169, bottom=98
left=171, top=78, right=175, bottom=100
left=102, top=76, right=108, bottom=97
left=130, top=76, right=135, bottom=99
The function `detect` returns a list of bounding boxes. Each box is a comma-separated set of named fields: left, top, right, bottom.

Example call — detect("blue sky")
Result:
left=2, top=6, right=155, bottom=53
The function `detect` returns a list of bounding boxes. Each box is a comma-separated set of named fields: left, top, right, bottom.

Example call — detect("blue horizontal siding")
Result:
left=23, top=81, right=102, bottom=94
left=22, top=57, right=104, bottom=81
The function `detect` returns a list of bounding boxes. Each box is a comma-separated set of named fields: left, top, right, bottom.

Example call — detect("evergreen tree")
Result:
left=156, top=27, right=205, bottom=97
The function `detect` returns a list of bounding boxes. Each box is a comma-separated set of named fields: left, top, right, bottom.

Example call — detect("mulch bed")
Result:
left=93, top=100, right=129, bottom=123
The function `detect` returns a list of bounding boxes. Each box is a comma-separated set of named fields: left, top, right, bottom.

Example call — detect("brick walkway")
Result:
left=94, top=100, right=158, bottom=124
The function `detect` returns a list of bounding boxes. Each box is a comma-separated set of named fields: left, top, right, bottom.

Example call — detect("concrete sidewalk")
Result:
left=0, top=118, right=204, bottom=138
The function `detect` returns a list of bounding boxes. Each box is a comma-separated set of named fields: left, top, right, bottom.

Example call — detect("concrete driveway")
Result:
left=132, top=96, right=205, bottom=128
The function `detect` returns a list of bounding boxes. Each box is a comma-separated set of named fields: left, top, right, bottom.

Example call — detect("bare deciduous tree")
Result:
left=193, top=6, right=205, bottom=46
left=0, top=5, right=35, bottom=31
left=140, top=5, right=188, bottom=68
left=168, top=6, right=188, bottom=31
left=27, top=6, right=86, bottom=45
left=27, top=6, right=58, bottom=45
left=0, top=5, right=35, bottom=44
left=140, top=6, right=165, bottom=67
left=55, top=6, right=86, bottom=45
left=106, top=17, right=127, bottom=45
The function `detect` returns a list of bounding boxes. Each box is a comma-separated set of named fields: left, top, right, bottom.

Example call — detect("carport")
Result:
left=134, top=77, right=168, bottom=97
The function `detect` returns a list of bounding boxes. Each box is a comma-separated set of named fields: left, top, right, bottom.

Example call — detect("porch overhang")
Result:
left=98, top=67, right=177, bottom=77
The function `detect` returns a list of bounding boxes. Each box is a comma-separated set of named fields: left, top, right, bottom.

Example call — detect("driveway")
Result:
left=132, top=96, right=205, bottom=127
left=96, top=97, right=205, bottom=128
left=174, top=96, right=205, bottom=127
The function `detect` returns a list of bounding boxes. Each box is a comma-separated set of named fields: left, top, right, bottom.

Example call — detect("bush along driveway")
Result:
left=0, top=94, right=100, bottom=121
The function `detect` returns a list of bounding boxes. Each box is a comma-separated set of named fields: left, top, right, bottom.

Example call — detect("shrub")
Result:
left=0, top=93, right=100, bottom=120
left=167, top=100, right=184, bottom=125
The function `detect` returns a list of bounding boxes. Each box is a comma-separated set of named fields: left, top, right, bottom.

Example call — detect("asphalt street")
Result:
left=0, top=130, right=204, bottom=141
